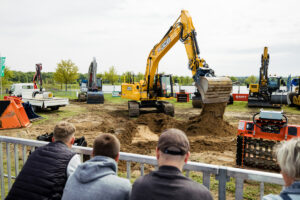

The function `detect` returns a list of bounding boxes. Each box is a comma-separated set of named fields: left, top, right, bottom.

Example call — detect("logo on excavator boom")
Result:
left=158, top=37, right=171, bottom=52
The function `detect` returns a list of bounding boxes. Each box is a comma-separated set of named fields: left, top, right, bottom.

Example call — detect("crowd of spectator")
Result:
left=4, top=121, right=300, bottom=200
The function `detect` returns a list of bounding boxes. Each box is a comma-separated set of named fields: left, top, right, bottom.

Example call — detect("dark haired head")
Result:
left=93, top=133, right=120, bottom=159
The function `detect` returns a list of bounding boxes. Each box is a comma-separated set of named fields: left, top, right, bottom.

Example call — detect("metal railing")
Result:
left=0, top=136, right=284, bottom=200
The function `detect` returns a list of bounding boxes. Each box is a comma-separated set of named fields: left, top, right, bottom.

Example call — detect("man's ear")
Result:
left=184, top=151, right=190, bottom=163
left=115, top=152, right=120, bottom=162
left=156, top=147, right=160, bottom=160
left=70, top=136, right=75, bottom=145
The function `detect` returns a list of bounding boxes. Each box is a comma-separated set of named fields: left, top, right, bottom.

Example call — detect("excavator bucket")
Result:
left=87, top=91, right=104, bottom=104
left=195, top=76, right=232, bottom=104
left=0, top=98, right=30, bottom=129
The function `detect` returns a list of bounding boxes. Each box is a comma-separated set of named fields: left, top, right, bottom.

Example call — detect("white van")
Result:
left=10, top=83, right=37, bottom=97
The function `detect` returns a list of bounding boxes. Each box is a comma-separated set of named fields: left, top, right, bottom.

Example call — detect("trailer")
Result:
left=9, top=83, right=69, bottom=111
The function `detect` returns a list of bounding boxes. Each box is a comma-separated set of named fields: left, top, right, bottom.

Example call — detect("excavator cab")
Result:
left=267, top=76, right=280, bottom=91
left=96, top=78, right=103, bottom=91
left=154, top=74, right=173, bottom=98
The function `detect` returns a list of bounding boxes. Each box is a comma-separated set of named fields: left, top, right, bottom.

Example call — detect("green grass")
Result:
left=103, top=94, right=128, bottom=104
left=167, top=98, right=193, bottom=108
left=32, top=104, right=86, bottom=125
left=52, top=90, right=77, bottom=99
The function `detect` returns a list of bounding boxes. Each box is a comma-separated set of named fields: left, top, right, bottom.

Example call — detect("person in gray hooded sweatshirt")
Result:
left=62, top=133, right=131, bottom=200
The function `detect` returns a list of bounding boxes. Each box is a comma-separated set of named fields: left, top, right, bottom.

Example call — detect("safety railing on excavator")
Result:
left=0, top=136, right=284, bottom=200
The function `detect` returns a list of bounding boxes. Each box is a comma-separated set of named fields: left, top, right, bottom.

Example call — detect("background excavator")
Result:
left=84, top=58, right=104, bottom=104
left=288, top=77, right=300, bottom=107
left=247, top=47, right=288, bottom=108
left=121, top=10, right=232, bottom=117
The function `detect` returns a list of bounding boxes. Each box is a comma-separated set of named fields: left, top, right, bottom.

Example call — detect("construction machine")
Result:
left=121, top=10, right=232, bottom=117
left=77, top=80, right=88, bottom=101
left=248, top=47, right=288, bottom=108
left=86, top=58, right=104, bottom=104
left=288, top=77, right=300, bottom=107
left=236, top=110, right=300, bottom=170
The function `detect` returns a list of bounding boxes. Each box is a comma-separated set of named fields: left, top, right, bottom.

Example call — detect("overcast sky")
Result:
left=0, top=0, right=299, bottom=77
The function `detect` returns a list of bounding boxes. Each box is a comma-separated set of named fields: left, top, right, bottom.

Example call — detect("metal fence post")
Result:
left=140, top=163, right=144, bottom=176
left=0, top=142, right=4, bottom=200
left=22, top=145, right=27, bottom=165
left=260, top=182, right=264, bottom=199
left=216, top=167, right=229, bottom=200
left=203, top=172, right=211, bottom=190
left=6, top=143, right=11, bottom=190
left=126, top=161, right=131, bottom=180
left=185, top=170, right=190, bottom=177
left=235, top=178, right=244, bottom=200
left=14, top=144, right=19, bottom=177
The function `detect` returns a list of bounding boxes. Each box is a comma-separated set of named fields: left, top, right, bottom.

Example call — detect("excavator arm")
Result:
left=144, top=10, right=231, bottom=103
left=33, top=63, right=43, bottom=91
left=144, top=10, right=206, bottom=87
left=259, top=47, right=269, bottom=89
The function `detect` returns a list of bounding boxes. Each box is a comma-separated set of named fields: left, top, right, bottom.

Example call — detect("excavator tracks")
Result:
left=236, top=136, right=280, bottom=171
left=128, top=101, right=140, bottom=117
left=160, top=101, right=175, bottom=117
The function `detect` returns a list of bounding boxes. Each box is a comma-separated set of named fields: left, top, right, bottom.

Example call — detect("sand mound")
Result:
left=183, top=103, right=236, bottom=136
left=136, top=113, right=180, bottom=133
left=134, top=103, right=236, bottom=137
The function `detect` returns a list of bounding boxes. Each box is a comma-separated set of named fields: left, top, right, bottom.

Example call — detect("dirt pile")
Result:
left=134, top=103, right=236, bottom=137
left=136, top=113, right=180, bottom=133
left=183, top=103, right=236, bottom=136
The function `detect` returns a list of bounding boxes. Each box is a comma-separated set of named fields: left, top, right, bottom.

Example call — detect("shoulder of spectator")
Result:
left=66, top=154, right=82, bottom=177
left=70, top=154, right=81, bottom=165
left=132, top=174, right=149, bottom=190
left=116, top=175, right=132, bottom=187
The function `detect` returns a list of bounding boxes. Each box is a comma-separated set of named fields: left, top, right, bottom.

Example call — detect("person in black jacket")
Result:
left=6, top=121, right=81, bottom=200
left=131, top=128, right=213, bottom=200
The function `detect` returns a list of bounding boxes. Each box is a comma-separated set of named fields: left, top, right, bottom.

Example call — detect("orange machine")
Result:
left=236, top=110, right=300, bottom=170
left=176, top=90, right=190, bottom=102
left=0, top=97, right=30, bottom=129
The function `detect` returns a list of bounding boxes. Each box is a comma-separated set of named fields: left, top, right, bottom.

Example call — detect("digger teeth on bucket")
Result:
left=195, top=77, right=232, bottom=104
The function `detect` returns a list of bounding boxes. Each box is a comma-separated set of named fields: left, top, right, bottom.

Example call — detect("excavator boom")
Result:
left=121, top=10, right=232, bottom=116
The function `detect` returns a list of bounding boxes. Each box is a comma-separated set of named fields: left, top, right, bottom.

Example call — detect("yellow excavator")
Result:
left=121, top=10, right=232, bottom=117
left=248, top=47, right=288, bottom=107
left=289, top=76, right=300, bottom=107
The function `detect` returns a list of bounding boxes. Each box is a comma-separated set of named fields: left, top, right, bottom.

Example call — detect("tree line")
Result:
left=2, top=59, right=270, bottom=91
